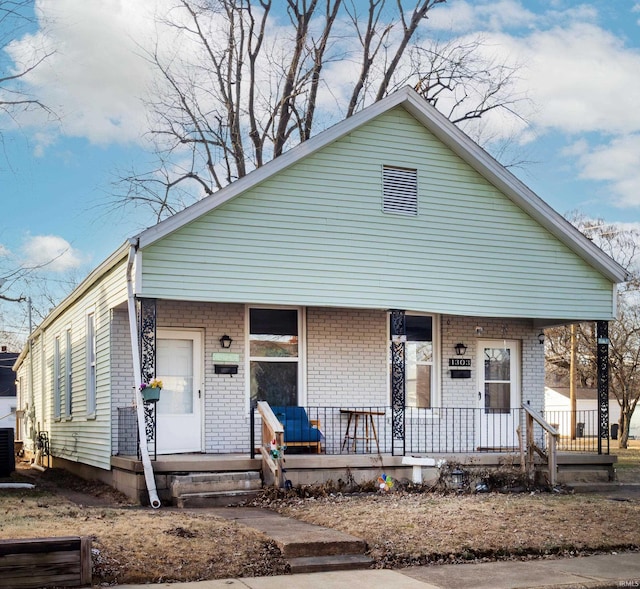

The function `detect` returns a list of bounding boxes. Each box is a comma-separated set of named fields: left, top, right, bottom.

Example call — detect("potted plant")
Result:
left=140, top=378, right=163, bottom=403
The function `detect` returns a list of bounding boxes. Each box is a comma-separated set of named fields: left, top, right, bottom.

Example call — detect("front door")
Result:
left=477, top=340, right=520, bottom=449
left=155, top=329, right=203, bottom=454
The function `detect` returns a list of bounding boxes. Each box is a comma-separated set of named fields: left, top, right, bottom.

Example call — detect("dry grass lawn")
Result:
left=0, top=444, right=638, bottom=585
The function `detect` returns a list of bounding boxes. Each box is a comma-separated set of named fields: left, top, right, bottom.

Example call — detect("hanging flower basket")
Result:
left=140, top=379, right=163, bottom=404
left=141, top=387, right=161, bottom=403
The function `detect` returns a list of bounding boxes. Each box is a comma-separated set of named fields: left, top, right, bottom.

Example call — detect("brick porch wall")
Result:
left=110, top=303, right=544, bottom=455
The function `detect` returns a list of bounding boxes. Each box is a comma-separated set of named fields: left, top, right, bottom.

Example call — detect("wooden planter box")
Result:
left=0, top=536, right=92, bottom=588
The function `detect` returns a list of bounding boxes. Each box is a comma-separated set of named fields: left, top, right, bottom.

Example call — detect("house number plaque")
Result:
left=448, top=358, right=471, bottom=367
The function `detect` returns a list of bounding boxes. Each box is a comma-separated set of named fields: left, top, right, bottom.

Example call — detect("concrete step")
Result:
left=287, top=553, right=373, bottom=574
left=170, top=471, right=261, bottom=497
left=175, top=489, right=261, bottom=508
left=280, top=537, right=367, bottom=559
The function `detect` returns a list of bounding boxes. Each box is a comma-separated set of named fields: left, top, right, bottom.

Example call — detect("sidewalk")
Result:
left=113, top=552, right=640, bottom=589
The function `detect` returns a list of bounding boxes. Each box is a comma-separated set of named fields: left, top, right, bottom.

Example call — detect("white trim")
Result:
left=135, top=86, right=627, bottom=284
left=386, top=311, right=440, bottom=409
left=245, top=305, right=305, bottom=412
left=156, top=327, right=205, bottom=454
left=64, top=325, right=72, bottom=419
left=85, top=308, right=97, bottom=419
left=53, top=334, right=61, bottom=420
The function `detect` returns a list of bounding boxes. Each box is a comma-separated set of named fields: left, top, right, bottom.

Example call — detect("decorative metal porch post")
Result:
left=390, top=309, right=406, bottom=456
left=138, top=298, right=157, bottom=458
left=596, top=320, right=609, bottom=455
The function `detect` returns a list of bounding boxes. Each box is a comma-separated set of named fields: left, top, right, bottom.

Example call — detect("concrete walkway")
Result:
left=113, top=552, right=640, bottom=589
left=112, top=506, right=640, bottom=589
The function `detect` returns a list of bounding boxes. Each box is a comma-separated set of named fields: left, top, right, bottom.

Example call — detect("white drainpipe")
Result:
left=126, top=240, right=161, bottom=509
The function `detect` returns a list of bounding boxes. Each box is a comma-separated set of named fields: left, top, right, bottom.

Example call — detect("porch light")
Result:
left=538, top=332, right=545, bottom=345
left=454, top=342, right=467, bottom=356
left=219, top=334, right=233, bottom=349
left=451, top=468, right=467, bottom=491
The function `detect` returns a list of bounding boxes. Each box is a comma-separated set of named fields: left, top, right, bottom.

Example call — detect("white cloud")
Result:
left=427, top=0, right=536, bottom=33
left=21, top=235, right=86, bottom=272
left=0, top=245, right=10, bottom=258
left=3, top=0, right=167, bottom=147
left=571, top=134, right=640, bottom=207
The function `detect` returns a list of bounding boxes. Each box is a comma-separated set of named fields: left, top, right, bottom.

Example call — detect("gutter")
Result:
left=126, top=239, right=161, bottom=509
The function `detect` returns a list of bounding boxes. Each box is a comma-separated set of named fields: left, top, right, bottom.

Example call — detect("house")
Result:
left=0, top=348, right=18, bottom=431
left=545, top=386, right=621, bottom=439
left=13, top=87, right=627, bottom=502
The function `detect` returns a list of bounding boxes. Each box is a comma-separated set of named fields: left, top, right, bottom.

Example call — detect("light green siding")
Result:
left=140, top=106, right=614, bottom=320
left=17, top=259, right=128, bottom=470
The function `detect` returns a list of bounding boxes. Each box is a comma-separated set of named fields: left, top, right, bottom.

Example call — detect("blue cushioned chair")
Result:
left=271, top=406, right=323, bottom=453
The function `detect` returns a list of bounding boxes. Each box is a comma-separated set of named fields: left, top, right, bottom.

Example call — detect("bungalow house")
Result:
left=13, top=87, right=627, bottom=503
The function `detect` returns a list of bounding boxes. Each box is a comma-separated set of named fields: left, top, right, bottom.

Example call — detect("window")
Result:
left=383, top=166, right=418, bottom=215
left=390, top=314, right=435, bottom=408
left=53, top=336, right=61, bottom=419
left=249, top=308, right=299, bottom=407
left=65, top=328, right=72, bottom=417
left=86, top=313, right=96, bottom=416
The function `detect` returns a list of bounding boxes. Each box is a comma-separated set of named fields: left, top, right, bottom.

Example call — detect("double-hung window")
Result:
left=390, top=314, right=436, bottom=409
left=65, top=328, right=72, bottom=418
left=249, top=308, right=300, bottom=407
left=86, top=312, right=96, bottom=416
left=53, top=336, right=62, bottom=419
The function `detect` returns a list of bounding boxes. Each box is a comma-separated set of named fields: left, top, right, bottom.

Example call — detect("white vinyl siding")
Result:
left=140, top=106, right=615, bottom=321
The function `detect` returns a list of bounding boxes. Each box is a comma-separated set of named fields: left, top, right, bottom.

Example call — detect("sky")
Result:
left=1, top=0, right=640, bottom=342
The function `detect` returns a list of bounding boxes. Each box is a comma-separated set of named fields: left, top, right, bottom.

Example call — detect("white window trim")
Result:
left=245, top=305, right=306, bottom=413
left=64, top=326, right=72, bottom=419
left=86, top=309, right=97, bottom=419
left=53, top=335, right=61, bottom=420
left=386, top=312, right=440, bottom=411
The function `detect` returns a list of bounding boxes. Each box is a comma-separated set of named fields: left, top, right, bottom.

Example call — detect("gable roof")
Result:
left=135, top=86, right=628, bottom=285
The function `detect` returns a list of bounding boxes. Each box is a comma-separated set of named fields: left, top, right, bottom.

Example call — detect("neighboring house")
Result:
left=13, top=87, right=627, bottom=498
left=0, top=348, right=18, bottom=431
left=544, top=387, right=621, bottom=438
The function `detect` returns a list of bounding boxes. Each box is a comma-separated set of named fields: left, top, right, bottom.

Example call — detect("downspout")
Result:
left=126, top=239, right=161, bottom=509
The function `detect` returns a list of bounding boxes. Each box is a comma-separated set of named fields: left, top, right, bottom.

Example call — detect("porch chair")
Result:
left=271, top=406, right=324, bottom=454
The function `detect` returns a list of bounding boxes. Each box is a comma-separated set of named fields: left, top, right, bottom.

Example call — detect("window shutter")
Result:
left=383, top=166, right=418, bottom=215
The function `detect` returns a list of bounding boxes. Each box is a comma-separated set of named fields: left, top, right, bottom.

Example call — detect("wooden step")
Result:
left=287, top=554, right=373, bottom=574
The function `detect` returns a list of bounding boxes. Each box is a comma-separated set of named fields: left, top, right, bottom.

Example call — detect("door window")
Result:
left=156, top=339, right=194, bottom=415
left=483, top=347, right=512, bottom=414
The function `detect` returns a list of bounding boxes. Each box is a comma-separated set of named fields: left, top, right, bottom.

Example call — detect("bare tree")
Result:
left=111, top=0, right=525, bottom=222
left=0, top=1, right=54, bottom=135
left=546, top=215, right=640, bottom=449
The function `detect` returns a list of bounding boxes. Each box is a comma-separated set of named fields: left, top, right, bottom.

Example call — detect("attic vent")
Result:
left=383, top=166, right=418, bottom=215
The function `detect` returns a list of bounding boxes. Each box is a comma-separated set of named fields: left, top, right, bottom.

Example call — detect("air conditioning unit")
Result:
left=0, top=428, right=15, bottom=477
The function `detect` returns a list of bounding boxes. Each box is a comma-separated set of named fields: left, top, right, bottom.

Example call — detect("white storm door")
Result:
left=477, top=340, right=520, bottom=449
left=155, top=330, right=203, bottom=454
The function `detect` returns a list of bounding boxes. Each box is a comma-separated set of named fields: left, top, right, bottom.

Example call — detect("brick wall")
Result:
left=110, top=303, right=545, bottom=455
left=306, top=308, right=388, bottom=406
left=441, top=316, right=544, bottom=410
left=157, top=301, right=247, bottom=454
left=110, top=308, right=134, bottom=453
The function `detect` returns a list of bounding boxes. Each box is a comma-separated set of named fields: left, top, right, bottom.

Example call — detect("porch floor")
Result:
left=111, top=451, right=616, bottom=475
